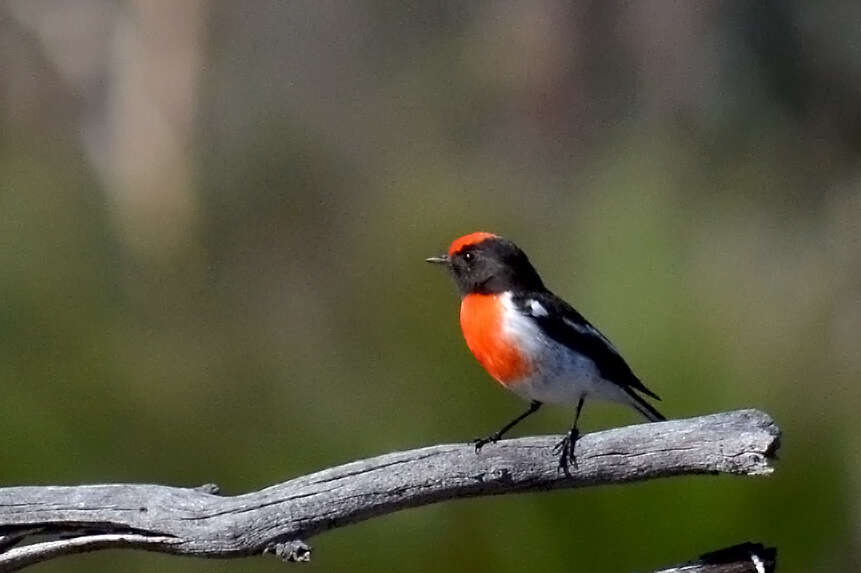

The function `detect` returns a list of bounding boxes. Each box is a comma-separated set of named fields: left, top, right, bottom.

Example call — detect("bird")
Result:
left=427, top=232, right=665, bottom=473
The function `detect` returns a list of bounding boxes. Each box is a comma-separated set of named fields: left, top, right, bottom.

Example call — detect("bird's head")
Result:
left=426, top=232, right=545, bottom=296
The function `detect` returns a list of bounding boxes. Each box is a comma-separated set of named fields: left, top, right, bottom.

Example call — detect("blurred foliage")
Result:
left=1, top=1, right=860, bottom=572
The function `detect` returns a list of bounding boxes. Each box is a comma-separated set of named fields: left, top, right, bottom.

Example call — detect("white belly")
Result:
left=508, top=339, right=607, bottom=404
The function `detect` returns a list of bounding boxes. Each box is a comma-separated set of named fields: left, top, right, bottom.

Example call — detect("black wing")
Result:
left=513, top=291, right=664, bottom=414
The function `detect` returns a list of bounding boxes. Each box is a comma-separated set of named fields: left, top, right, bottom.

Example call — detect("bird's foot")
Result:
left=553, top=427, right=580, bottom=475
left=472, top=433, right=501, bottom=454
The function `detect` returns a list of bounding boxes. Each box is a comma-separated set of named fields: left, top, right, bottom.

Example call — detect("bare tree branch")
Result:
left=653, top=542, right=776, bottom=573
left=0, top=409, right=779, bottom=571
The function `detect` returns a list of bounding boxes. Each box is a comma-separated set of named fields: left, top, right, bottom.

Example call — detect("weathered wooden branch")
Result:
left=0, top=409, right=779, bottom=571
left=654, top=542, right=776, bottom=573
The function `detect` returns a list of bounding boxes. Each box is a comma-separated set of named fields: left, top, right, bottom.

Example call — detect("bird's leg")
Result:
left=553, top=396, right=585, bottom=475
left=473, top=401, right=542, bottom=453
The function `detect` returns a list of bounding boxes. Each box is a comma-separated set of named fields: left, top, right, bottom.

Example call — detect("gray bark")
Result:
left=0, top=409, right=780, bottom=571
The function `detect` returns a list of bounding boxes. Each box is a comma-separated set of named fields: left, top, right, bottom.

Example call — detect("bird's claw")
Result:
left=472, top=434, right=499, bottom=454
left=554, top=428, right=580, bottom=475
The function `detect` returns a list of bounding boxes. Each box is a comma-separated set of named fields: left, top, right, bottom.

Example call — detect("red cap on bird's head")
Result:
left=447, top=231, right=498, bottom=257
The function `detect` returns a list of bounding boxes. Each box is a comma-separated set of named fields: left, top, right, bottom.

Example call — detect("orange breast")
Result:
left=460, top=294, right=531, bottom=385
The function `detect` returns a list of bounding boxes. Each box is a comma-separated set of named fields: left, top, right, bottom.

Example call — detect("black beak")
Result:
left=425, top=254, right=449, bottom=265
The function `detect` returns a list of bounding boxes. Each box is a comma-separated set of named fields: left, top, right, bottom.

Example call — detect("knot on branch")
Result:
left=267, top=540, right=312, bottom=563
left=193, top=483, right=221, bottom=495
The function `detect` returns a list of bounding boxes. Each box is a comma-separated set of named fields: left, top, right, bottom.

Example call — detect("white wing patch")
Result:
left=528, top=299, right=548, bottom=317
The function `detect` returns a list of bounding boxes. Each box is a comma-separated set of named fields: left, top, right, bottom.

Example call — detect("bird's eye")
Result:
left=463, top=251, right=474, bottom=262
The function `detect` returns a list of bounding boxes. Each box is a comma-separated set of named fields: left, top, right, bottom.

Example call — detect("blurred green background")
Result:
left=1, top=1, right=859, bottom=571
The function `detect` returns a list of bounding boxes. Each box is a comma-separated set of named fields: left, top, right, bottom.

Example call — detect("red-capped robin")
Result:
left=427, top=232, right=665, bottom=472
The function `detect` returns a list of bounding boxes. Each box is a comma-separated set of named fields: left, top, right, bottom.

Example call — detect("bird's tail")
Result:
left=625, top=389, right=666, bottom=422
